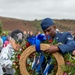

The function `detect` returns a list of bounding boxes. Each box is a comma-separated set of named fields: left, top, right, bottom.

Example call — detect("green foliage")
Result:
left=51, top=39, right=58, bottom=45
left=31, top=20, right=43, bottom=32
left=2, top=31, right=10, bottom=35
left=61, top=52, right=75, bottom=75
left=11, top=50, right=22, bottom=75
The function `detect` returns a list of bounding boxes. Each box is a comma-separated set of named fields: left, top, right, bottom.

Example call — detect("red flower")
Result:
left=13, top=61, right=18, bottom=65
left=26, top=63, right=30, bottom=67
left=29, top=70, right=33, bottom=74
left=49, top=39, right=53, bottom=43
left=29, top=53, right=35, bottom=58
left=17, top=54, right=20, bottom=59
left=26, top=42, right=31, bottom=48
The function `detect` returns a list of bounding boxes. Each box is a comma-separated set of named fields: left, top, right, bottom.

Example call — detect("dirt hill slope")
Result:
left=0, top=16, right=75, bottom=33
left=53, top=19, right=75, bottom=32
left=0, top=16, right=37, bottom=32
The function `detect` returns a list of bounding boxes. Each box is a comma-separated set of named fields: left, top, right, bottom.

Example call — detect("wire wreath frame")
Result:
left=19, top=44, right=65, bottom=75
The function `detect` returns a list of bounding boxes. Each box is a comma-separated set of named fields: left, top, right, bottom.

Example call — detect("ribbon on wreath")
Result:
left=32, top=34, right=46, bottom=71
left=28, top=34, right=53, bottom=75
left=43, top=58, right=54, bottom=75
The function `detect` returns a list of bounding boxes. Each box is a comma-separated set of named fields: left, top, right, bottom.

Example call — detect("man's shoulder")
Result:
left=59, top=31, right=71, bottom=36
left=56, top=32, right=72, bottom=40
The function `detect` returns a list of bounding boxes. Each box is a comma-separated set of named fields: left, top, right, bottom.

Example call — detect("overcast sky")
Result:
left=0, top=0, right=75, bottom=21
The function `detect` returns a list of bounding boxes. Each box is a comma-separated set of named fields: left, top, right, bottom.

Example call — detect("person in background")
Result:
left=1, top=32, right=7, bottom=44
left=26, top=31, right=30, bottom=39
left=0, top=29, right=24, bottom=75
left=26, top=30, right=35, bottom=47
left=23, top=31, right=27, bottom=41
left=35, top=30, right=41, bottom=38
left=72, top=50, right=75, bottom=55
left=0, top=36, right=3, bottom=52
left=72, top=32, right=75, bottom=41
left=29, top=31, right=34, bottom=38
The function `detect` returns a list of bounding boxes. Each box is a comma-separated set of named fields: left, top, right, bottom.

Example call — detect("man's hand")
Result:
left=72, top=50, right=75, bottom=55
left=44, top=44, right=59, bottom=53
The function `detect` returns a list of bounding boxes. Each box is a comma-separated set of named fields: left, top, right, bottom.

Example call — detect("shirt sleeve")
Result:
left=0, top=47, right=12, bottom=68
left=58, top=33, right=75, bottom=53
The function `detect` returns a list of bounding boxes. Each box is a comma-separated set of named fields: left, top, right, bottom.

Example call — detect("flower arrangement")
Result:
left=11, top=34, right=75, bottom=75
left=11, top=40, right=27, bottom=75
left=61, top=53, right=75, bottom=75
left=11, top=50, right=22, bottom=75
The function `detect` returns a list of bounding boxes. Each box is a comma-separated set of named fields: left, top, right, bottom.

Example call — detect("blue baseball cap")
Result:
left=40, top=18, right=55, bottom=30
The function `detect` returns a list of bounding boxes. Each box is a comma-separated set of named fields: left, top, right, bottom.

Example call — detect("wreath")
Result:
left=19, top=44, right=65, bottom=75
left=19, top=34, right=65, bottom=75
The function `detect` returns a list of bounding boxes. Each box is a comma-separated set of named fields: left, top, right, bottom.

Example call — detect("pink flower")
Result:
left=3, top=40, right=9, bottom=47
left=64, top=72, right=67, bottom=75
left=66, top=61, right=71, bottom=65
left=16, top=66, right=18, bottom=69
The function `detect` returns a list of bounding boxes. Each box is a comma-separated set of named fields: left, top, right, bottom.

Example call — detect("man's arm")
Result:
left=44, top=44, right=60, bottom=53
left=58, top=32, right=75, bottom=53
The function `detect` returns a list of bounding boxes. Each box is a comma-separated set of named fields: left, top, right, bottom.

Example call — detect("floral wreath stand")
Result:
left=19, top=44, right=65, bottom=75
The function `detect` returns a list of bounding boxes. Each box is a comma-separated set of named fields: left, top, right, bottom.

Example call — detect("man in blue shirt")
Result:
left=36, top=18, right=75, bottom=75
left=41, top=18, right=75, bottom=53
